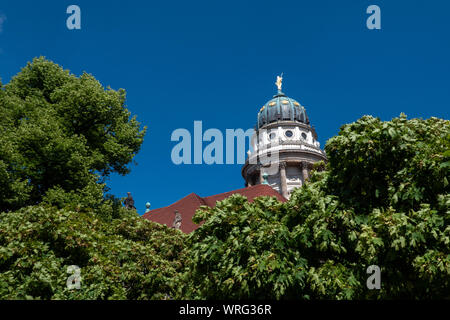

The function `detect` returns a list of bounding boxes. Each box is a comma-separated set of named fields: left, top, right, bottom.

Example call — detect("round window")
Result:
left=301, top=132, right=307, bottom=140
left=285, top=130, right=293, bottom=138
left=269, top=132, right=277, bottom=140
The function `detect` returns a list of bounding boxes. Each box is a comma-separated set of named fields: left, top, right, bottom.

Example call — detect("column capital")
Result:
left=301, top=162, right=310, bottom=183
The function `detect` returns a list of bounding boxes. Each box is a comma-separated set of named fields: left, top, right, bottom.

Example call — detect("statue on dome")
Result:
left=262, top=172, right=269, bottom=185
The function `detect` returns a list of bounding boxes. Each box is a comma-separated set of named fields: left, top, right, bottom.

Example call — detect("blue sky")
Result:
left=0, top=0, right=449, bottom=213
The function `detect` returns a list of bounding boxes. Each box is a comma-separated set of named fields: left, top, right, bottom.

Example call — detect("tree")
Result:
left=0, top=57, right=146, bottom=212
left=185, top=115, right=449, bottom=299
left=298, top=114, right=450, bottom=299
left=0, top=205, right=187, bottom=299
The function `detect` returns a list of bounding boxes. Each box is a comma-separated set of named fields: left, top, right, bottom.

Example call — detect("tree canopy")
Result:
left=0, top=205, right=186, bottom=299
left=0, top=57, right=146, bottom=212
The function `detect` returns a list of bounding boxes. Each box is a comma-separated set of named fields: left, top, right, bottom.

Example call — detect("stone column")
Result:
left=279, top=162, right=288, bottom=198
left=259, top=168, right=264, bottom=184
left=302, top=162, right=310, bottom=183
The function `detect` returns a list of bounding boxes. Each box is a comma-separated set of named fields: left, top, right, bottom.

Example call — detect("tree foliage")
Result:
left=0, top=57, right=146, bottom=212
left=0, top=58, right=190, bottom=301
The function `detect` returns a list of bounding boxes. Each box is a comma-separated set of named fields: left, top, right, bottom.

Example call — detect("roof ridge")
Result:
left=144, top=185, right=285, bottom=219
left=143, top=192, right=204, bottom=217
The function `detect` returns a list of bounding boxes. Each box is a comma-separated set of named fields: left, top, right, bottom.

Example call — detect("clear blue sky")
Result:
left=0, top=1, right=449, bottom=214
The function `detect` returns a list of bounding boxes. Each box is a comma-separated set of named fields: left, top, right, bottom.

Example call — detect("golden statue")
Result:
left=275, top=73, right=283, bottom=91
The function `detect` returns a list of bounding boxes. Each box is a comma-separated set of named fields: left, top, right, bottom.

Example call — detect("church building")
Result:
left=143, top=76, right=327, bottom=232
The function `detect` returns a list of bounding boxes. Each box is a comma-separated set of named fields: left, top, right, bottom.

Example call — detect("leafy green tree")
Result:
left=2, top=57, right=448, bottom=300
left=0, top=57, right=146, bottom=212
left=185, top=115, right=449, bottom=299
left=301, top=114, right=450, bottom=299
left=325, top=114, right=448, bottom=214
left=0, top=205, right=187, bottom=299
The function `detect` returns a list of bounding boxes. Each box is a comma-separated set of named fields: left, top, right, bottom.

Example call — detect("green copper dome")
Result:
left=257, top=91, right=309, bottom=129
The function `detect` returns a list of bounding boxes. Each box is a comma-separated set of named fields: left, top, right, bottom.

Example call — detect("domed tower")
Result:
left=241, top=75, right=327, bottom=199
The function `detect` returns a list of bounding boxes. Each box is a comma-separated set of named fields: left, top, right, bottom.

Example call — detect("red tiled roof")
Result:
left=142, top=184, right=286, bottom=233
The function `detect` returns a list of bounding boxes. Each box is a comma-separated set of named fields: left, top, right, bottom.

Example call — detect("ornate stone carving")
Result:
left=279, top=162, right=288, bottom=198
left=275, top=74, right=283, bottom=91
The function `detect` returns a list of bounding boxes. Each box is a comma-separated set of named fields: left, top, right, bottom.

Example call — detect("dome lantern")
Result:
left=257, top=75, right=309, bottom=129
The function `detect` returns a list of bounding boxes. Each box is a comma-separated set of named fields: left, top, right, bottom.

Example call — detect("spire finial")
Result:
left=275, top=73, right=284, bottom=93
